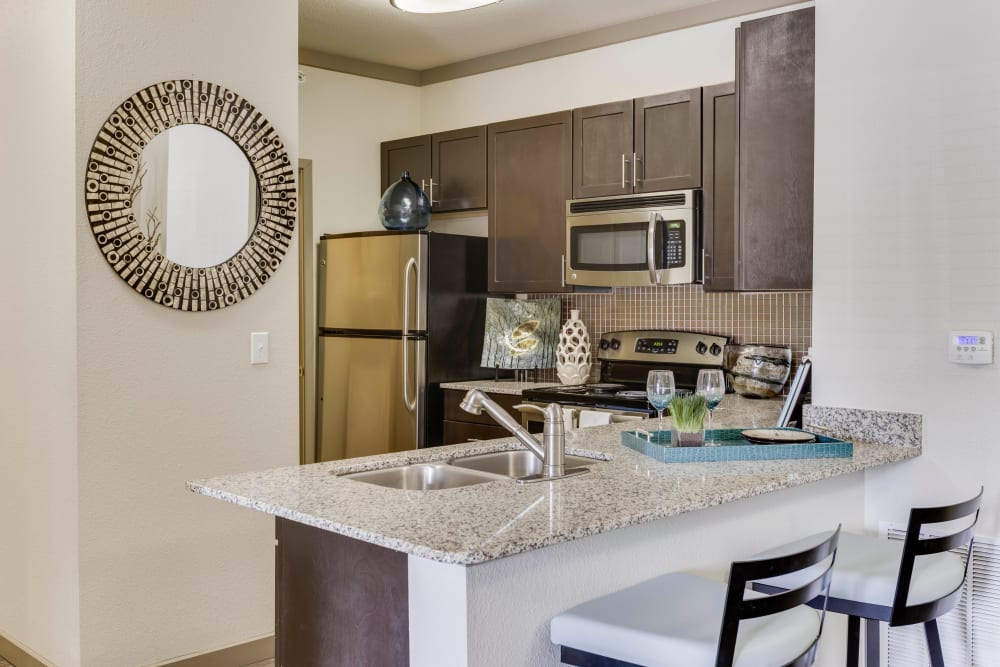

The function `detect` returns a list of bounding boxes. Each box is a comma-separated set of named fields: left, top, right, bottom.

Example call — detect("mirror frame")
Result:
left=85, top=79, right=296, bottom=311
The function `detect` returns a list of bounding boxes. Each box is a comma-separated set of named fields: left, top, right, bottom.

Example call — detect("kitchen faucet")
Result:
left=459, top=389, right=589, bottom=482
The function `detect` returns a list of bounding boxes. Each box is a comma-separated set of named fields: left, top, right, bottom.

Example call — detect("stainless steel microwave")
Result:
left=565, top=190, right=700, bottom=288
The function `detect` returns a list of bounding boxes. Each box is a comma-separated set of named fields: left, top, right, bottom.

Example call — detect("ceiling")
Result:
left=299, top=0, right=728, bottom=72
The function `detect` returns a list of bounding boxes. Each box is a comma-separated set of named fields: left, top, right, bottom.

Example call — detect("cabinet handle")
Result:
left=561, top=254, right=566, bottom=288
left=633, top=152, right=641, bottom=187
left=621, top=154, right=629, bottom=189
left=701, top=248, right=707, bottom=283
left=429, top=178, right=439, bottom=206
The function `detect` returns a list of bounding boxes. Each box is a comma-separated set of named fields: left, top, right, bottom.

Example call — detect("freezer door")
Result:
left=316, top=335, right=426, bottom=461
left=318, top=233, right=427, bottom=333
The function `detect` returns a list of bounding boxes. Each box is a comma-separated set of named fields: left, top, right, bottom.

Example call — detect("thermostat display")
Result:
left=949, top=330, right=993, bottom=365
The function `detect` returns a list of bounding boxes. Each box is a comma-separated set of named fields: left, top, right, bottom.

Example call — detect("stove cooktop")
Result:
left=521, top=330, right=729, bottom=412
left=522, top=383, right=654, bottom=411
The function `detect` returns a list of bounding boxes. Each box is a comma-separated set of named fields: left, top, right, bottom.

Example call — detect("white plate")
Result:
left=741, top=428, right=816, bottom=444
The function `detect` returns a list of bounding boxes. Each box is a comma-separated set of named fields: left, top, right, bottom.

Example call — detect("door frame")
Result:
left=298, top=159, right=316, bottom=464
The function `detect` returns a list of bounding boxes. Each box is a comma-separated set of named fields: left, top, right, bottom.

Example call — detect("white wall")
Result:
left=418, top=3, right=811, bottom=132
left=299, top=66, right=422, bottom=238
left=811, top=0, right=1000, bottom=535
left=75, top=1, right=298, bottom=665
left=0, top=1, right=80, bottom=665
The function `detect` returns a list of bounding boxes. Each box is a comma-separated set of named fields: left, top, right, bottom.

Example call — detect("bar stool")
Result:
left=550, top=526, right=841, bottom=667
left=753, top=488, right=983, bottom=667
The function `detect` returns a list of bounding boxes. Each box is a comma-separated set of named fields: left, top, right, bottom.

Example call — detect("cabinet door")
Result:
left=736, top=8, right=815, bottom=290
left=431, top=126, right=487, bottom=212
left=488, top=111, right=572, bottom=293
left=380, top=135, right=431, bottom=195
left=702, top=82, right=737, bottom=292
left=634, top=88, right=702, bottom=193
left=572, top=100, right=633, bottom=199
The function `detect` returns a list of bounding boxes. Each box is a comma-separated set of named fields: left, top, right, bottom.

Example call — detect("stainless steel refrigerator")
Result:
left=316, top=231, right=490, bottom=461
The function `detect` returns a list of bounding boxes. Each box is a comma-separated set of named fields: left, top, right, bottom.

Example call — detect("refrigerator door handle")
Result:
left=402, top=257, right=418, bottom=412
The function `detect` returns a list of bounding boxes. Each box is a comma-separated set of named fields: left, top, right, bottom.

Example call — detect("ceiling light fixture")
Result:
left=390, top=0, right=502, bottom=14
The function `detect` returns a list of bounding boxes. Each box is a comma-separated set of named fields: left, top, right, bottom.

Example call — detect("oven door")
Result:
left=565, top=209, right=696, bottom=287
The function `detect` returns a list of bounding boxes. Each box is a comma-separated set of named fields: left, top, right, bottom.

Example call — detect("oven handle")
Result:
left=647, top=212, right=662, bottom=285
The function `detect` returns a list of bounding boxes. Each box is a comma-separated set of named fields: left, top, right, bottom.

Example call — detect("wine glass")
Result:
left=646, top=370, right=675, bottom=437
left=696, top=369, right=726, bottom=444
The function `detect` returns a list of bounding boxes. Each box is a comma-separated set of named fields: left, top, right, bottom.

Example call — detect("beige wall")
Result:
left=74, top=1, right=298, bottom=665
left=812, top=0, right=1000, bottom=535
left=0, top=1, right=80, bottom=665
left=299, top=66, right=422, bottom=238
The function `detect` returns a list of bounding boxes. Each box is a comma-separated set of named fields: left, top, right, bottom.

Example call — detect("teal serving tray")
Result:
left=621, top=428, right=853, bottom=464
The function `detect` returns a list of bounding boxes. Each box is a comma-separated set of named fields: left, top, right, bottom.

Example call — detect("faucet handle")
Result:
left=514, top=403, right=563, bottom=423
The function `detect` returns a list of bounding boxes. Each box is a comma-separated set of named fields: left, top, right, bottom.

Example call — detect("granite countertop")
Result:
left=440, top=379, right=560, bottom=395
left=189, top=403, right=920, bottom=566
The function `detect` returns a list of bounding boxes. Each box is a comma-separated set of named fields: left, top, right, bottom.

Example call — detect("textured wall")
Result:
left=811, top=0, right=1000, bottom=535
left=0, top=1, right=80, bottom=665
left=75, top=1, right=298, bottom=664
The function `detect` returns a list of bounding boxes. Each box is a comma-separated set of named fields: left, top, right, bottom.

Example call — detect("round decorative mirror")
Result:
left=85, top=80, right=296, bottom=311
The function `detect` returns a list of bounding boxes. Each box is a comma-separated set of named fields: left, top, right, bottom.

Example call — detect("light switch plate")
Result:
left=948, top=330, right=992, bottom=365
left=251, top=332, right=269, bottom=365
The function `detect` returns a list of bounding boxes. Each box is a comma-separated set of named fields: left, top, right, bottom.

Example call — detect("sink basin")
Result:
left=340, top=463, right=506, bottom=490
left=450, top=450, right=603, bottom=478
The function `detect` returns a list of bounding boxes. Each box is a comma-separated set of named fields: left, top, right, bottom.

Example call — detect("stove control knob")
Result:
left=600, top=339, right=610, bottom=350
left=710, top=343, right=722, bottom=356
left=696, top=341, right=708, bottom=355
left=611, top=338, right=621, bottom=351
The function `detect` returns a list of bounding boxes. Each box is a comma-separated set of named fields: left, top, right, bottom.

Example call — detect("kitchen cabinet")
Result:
left=276, top=517, right=408, bottom=666
left=734, top=7, right=815, bottom=291
left=442, top=388, right=526, bottom=444
left=380, top=134, right=430, bottom=196
left=702, top=82, right=737, bottom=292
left=488, top=111, right=572, bottom=293
left=380, top=126, right=487, bottom=213
left=572, top=89, right=701, bottom=199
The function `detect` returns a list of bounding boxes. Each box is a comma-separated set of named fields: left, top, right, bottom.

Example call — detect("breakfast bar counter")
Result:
left=189, top=404, right=921, bottom=666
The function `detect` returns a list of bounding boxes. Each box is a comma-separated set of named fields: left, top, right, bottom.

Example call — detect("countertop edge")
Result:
left=187, top=442, right=920, bottom=566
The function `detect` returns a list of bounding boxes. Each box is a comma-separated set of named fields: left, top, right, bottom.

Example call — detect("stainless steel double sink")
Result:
left=339, top=450, right=604, bottom=491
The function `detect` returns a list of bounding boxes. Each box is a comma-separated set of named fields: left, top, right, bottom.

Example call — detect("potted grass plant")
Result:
left=670, top=394, right=708, bottom=447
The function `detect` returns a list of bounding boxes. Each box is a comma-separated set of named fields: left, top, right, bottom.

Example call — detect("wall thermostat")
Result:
left=948, top=330, right=993, bottom=365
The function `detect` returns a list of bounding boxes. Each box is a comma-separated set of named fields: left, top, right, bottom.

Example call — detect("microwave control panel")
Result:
left=949, top=330, right=993, bottom=365
left=663, top=219, right=686, bottom=269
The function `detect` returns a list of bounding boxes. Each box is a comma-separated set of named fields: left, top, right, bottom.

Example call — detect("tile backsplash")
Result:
left=528, top=285, right=812, bottom=384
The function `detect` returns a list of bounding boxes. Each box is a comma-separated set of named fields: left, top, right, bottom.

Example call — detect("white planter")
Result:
left=556, top=309, right=592, bottom=385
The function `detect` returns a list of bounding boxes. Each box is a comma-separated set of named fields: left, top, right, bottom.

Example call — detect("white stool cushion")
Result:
left=755, top=531, right=965, bottom=609
left=550, top=573, right=820, bottom=667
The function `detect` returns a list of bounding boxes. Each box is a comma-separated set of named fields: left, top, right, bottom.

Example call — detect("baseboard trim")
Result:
left=0, top=632, right=51, bottom=667
left=151, top=636, right=274, bottom=667
left=0, top=630, right=273, bottom=667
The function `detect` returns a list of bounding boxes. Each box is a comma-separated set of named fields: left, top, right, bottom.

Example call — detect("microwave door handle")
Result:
left=647, top=212, right=662, bottom=285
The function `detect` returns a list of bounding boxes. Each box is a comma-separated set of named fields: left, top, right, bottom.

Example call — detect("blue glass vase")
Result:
left=378, top=170, right=431, bottom=230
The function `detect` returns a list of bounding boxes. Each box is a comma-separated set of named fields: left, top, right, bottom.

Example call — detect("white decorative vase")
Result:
left=556, top=309, right=592, bottom=385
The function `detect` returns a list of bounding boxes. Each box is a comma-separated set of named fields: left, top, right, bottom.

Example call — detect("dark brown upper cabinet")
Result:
left=572, top=89, right=701, bottom=199
left=702, top=82, right=737, bottom=292
left=572, top=101, right=633, bottom=199
left=488, top=111, right=572, bottom=294
left=380, top=135, right=431, bottom=196
left=431, top=126, right=487, bottom=212
left=380, top=126, right=487, bottom=213
left=735, top=7, right=815, bottom=291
